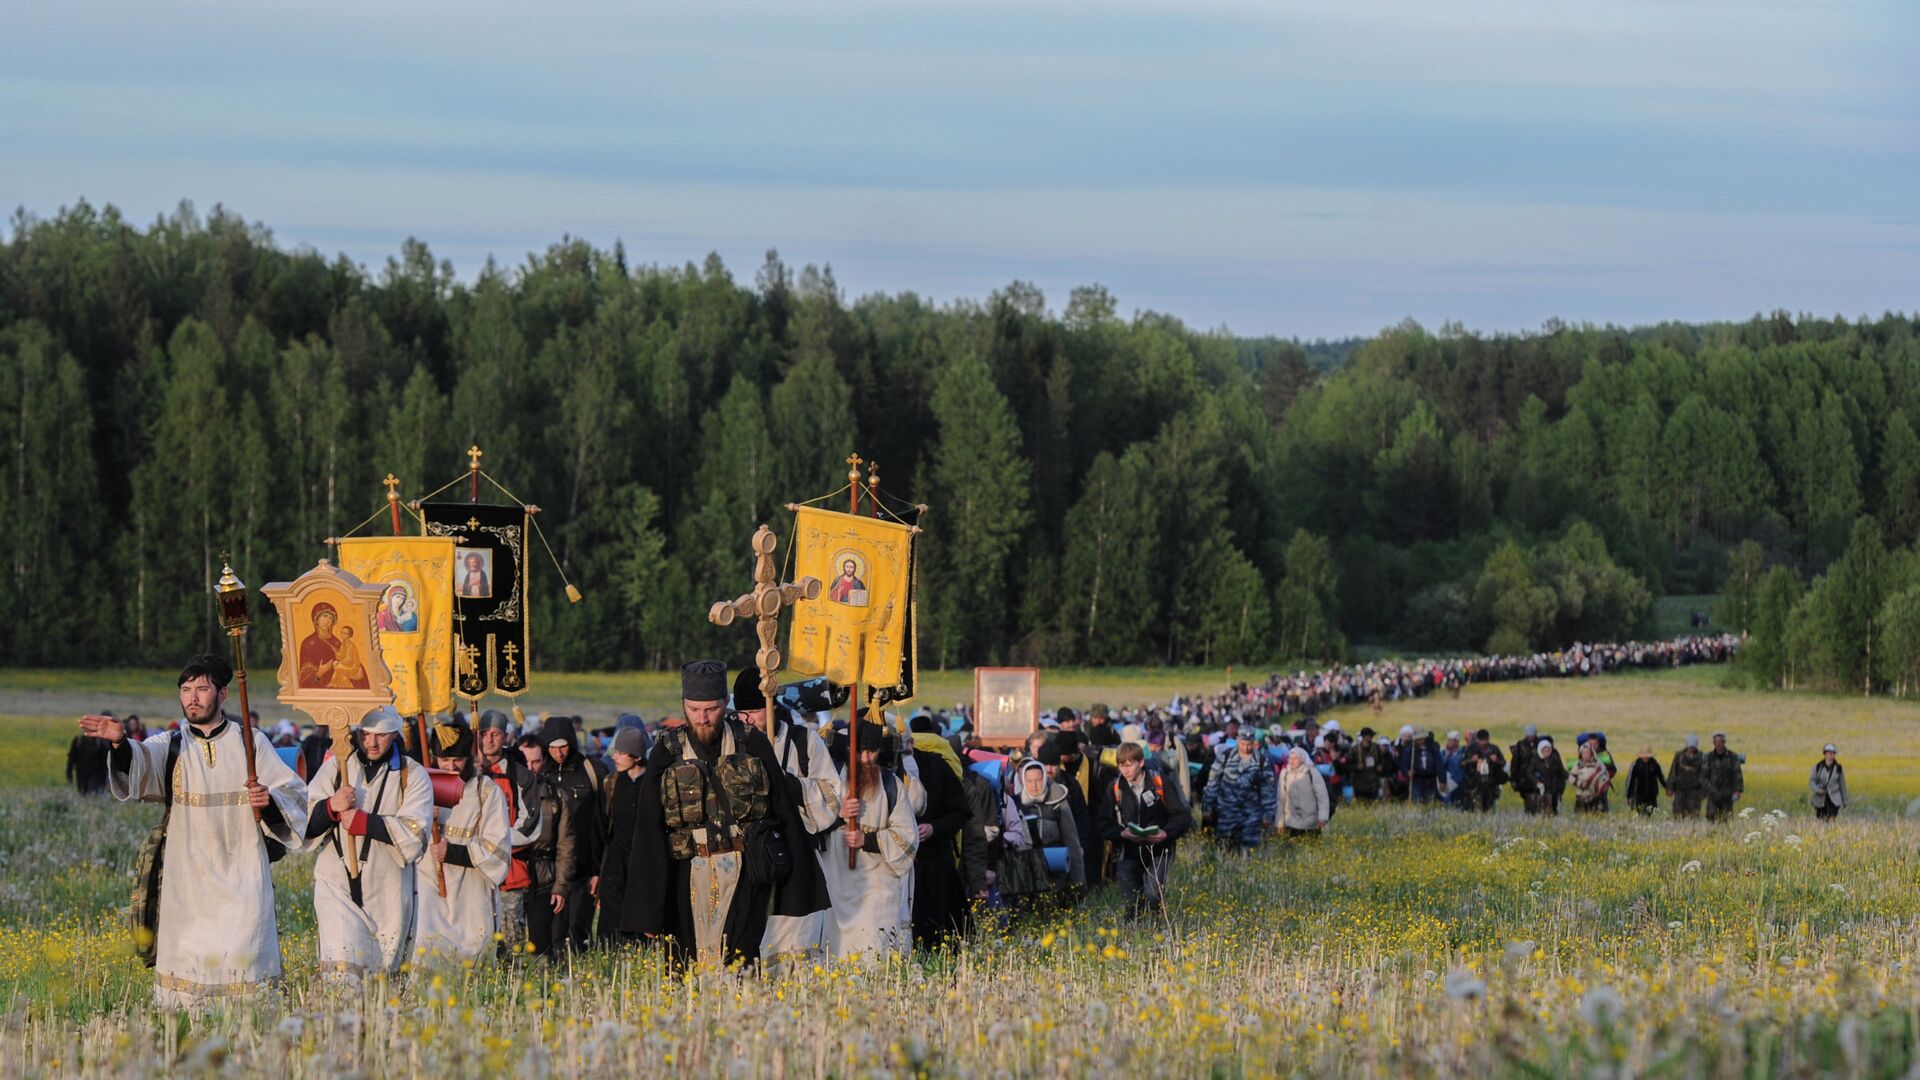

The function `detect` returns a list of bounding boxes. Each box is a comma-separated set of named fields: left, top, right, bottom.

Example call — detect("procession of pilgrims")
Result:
left=78, top=633, right=1742, bottom=1008
left=70, top=448, right=1747, bottom=1010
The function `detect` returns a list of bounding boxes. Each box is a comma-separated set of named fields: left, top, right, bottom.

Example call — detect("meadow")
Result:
left=3, top=665, right=1920, bottom=1077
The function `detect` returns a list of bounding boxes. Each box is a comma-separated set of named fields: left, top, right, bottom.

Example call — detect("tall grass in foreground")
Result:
left=5, top=782, right=1920, bottom=1077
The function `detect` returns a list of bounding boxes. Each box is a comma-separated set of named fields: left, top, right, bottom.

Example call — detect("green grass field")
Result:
left=4, top=665, right=1920, bottom=1076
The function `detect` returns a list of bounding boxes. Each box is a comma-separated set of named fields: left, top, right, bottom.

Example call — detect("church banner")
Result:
left=421, top=501, right=530, bottom=699
left=786, top=506, right=915, bottom=691
left=336, top=536, right=455, bottom=716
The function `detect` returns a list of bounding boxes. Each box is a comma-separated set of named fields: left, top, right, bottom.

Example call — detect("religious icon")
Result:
left=455, top=548, right=493, bottom=599
left=296, top=599, right=371, bottom=690
left=377, top=579, right=421, bottom=634
left=974, top=667, right=1038, bottom=747
left=827, top=550, right=869, bottom=607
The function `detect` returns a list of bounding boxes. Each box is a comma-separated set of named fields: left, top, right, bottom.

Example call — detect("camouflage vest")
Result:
left=658, top=719, right=770, bottom=859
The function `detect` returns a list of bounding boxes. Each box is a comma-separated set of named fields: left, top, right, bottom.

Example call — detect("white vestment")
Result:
left=413, top=773, right=511, bottom=961
left=110, top=721, right=309, bottom=1008
left=760, top=721, right=840, bottom=964
left=305, top=753, right=432, bottom=979
left=821, top=768, right=917, bottom=961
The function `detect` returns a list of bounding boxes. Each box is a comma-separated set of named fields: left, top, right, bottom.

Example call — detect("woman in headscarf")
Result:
left=1000, top=759, right=1083, bottom=913
left=1527, top=739, right=1567, bottom=815
left=1809, top=744, right=1847, bottom=820
left=1570, top=740, right=1611, bottom=813
left=1277, top=747, right=1330, bottom=837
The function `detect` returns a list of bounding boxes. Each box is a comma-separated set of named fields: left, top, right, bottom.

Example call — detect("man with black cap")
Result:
left=80, top=654, right=309, bottom=1007
left=304, top=705, right=434, bottom=982
left=619, top=660, right=800, bottom=967
left=730, top=669, right=837, bottom=968
left=532, top=713, right=603, bottom=953
left=414, top=718, right=512, bottom=961
left=906, top=712, right=973, bottom=948
left=820, top=714, right=919, bottom=958
left=476, top=708, right=539, bottom=951
left=594, top=715, right=651, bottom=945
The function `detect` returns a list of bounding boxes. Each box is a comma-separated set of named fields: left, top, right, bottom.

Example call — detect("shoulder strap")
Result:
left=163, top=730, right=184, bottom=802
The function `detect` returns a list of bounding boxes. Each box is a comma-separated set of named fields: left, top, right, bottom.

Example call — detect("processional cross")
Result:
left=707, top=525, right=821, bottom=734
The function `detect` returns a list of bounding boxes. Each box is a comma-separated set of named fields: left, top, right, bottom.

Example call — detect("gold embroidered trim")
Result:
left=444, top=825, right=476, bottom=841
left=155, top=971, right=270, bottom=996
left=172, top=788, right=252, bottom=807
left=393, top=817, right=424, bottom=835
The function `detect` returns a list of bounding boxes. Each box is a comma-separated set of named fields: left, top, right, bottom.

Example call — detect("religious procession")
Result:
left=66, top=445, right=1809, bottom=1013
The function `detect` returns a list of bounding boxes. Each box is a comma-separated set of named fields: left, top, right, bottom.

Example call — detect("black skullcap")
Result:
left=909, top=714, right=936, bottom=734
left=432, top=721, right=475, bottom=759
left=681, top=659, right=728, bottom=702
left=732, top=666, right=767, bottom=711
left=1055, top=706, right=1077, bottom=723
left=1036, top=741, right=1063, bottom=767
left=178, top=653, right=233, bottom=689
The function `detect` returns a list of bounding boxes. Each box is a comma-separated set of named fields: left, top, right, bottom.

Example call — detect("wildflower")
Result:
left=1680, top=860, right=1702, bottom=874
left=1667, top=921, right=1683, bottom=930
left=1443, top=968, right=1486, bottom=1002
left=1784, top=834, right=1803, bottom=846
left=1742, top=832, right=1762, bottom=844
left=1739, top=807, right=1754, bottom=819
left=276, top=1016, right=304, bottom=1040
left=1504, top=941, right=1535, bottom=963
left=1579, top=985, right=1624, bottom=1026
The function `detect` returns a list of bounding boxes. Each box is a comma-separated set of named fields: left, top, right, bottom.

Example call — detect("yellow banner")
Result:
left=337, top=536, right=456, bottom=716
left=787, top=507, right=914, bottom=687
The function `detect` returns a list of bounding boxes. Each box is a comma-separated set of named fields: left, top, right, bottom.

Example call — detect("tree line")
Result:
left=2, top=201, right=1916, bottom=678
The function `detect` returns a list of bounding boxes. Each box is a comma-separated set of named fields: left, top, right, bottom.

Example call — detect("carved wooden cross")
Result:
left=707, top=525, right=821, bottom=734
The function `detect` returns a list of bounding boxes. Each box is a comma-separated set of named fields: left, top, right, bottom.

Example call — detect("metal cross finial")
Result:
left=706, top=525, right=821, bottom=735
left=846, top=452, right=863, bottom=487
left=467, top=445, right=483, bottom=471
left=383, top=474, right=401, bottom=501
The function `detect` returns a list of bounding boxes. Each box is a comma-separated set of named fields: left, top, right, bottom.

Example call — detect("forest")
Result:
left=2, top=200, right=1917, bottom=692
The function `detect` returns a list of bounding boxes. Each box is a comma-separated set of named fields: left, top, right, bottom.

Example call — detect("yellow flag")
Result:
left=337, top=536, right=455, bottom=716
left=787, top=507, right=914, bottom=687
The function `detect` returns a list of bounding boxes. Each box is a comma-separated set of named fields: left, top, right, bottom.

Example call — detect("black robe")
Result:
left=767, top=718, right=832, bottom=922
left=909, top=748, right=972, bottom=948
left=616, top=717, right=807, bottom=966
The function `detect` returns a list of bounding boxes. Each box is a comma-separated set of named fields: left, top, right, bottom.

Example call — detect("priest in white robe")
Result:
left=821, top=720, right=918, bottom=961
left=304, top=706, right=432, bottom=980
left=412, top=720, right=511, bottom=961
left=85, top=654, right=309, bottom=1008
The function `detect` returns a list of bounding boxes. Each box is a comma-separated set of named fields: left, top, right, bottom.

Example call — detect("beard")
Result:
left=182, top=699, right=222, bottom=726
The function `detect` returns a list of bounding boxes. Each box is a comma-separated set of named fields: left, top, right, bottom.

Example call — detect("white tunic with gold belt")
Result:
left=109, top=721, right=309, bottom=1007
left=820, top=767, right=918, bottom=961
left=413, top=773, right=511, bottom=961
left=304, top=753, right=432, bottom=977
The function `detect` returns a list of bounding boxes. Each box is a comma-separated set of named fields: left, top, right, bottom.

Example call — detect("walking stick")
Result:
left=215, top=559, right=261, bottom=822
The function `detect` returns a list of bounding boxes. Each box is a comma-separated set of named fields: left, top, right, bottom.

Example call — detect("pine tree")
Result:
left=768, top=351, right=855, bottom=500
left=1059, top=450, right=1158, bottom=663
left=926, top=350, right=1030, bottom=665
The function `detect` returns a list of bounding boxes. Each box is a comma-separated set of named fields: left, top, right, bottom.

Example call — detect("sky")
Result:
left=3, top=0, right=1915, bottom=339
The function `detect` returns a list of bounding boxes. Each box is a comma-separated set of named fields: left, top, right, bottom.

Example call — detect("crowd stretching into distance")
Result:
left=73, top=630, right=1865, bottom=1011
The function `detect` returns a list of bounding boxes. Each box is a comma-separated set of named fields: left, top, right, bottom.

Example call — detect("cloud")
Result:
left=1, top=0, right=1914, bottom=336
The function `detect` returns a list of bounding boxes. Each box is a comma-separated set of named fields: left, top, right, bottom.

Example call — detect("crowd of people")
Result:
left=80, top=631, right=1862, bottom=1010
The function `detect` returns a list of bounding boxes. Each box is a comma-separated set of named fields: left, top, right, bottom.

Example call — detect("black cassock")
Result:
left=910, top=748, right=973, bottom=948
left=617, top=717, right=826, bottom=965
